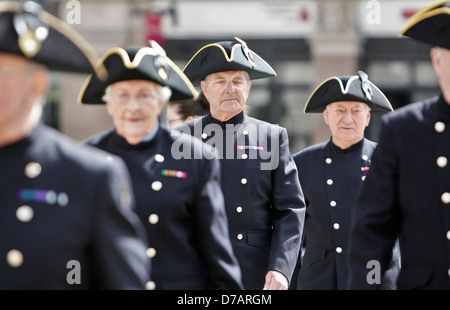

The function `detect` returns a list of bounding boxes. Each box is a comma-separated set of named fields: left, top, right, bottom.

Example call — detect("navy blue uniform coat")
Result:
left=175, top=111, right=306, bottom=289
left=0, top=124, right=150, bottom=289
left=348, top=94, right=450, bottom=289
left=84, top=124, right=243, bottom=290
left=292, top=138, right=399, bottom=289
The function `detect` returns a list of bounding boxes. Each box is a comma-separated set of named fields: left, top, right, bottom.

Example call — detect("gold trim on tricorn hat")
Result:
left=399, top=0, right=450, bottom=49
left=78, top=42, right=198, bottom=104
left=183, top=37, right=276, bottom=85
left=303, top=71, right=393, bottom=113
left=0, top=1, right=106, bottom=79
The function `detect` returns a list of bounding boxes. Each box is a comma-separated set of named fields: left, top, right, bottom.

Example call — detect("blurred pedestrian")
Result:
left=347, top=0, right=450, bottom=289
left=0, top=0, right=150, bottom=290
left=167, top=92, right=210, bottom=127
left=78, top=42, right=243, bottom=290
left=290, top=71, right=399, bottom=290
left=176, top=37, right=306, bottom=290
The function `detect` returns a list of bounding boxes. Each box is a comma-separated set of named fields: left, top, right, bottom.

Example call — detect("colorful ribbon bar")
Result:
left=17, top=188, right=49, bottom=203
left=237, top=146, right=263, bottom=151
left=161, top=169, right=187, bottom=179
left=17, top=188, right=69, bottom=206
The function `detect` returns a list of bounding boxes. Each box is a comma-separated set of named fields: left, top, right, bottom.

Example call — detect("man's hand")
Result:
left=262, top=270, right=288, bottom=290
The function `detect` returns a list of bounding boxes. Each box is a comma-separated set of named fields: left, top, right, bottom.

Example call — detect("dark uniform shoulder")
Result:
left=42, top=125, right=126, bottom=173
left=244, top=115, right=285, bottom=130
left=293, top=141, right=328, bottom=160
left=82, top=128, right=114, bottom=148
left=173, top=116, right=204, bottom=135
left=380, top=96, right=440, bottom=137
left=383, top=96, right=438, bottom=123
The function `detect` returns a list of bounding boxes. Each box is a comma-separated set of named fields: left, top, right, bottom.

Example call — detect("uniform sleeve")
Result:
left=91, top=156, right=151, bottom=289
left=268, top=127, right=306, bottom=284
left=347, top=116, right=400, bottom=289
left=194, top=153, right=244, bottom=290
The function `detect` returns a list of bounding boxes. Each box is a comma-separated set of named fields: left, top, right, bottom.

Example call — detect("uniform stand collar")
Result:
left=327, top=137, right=364, bottom=154
left=436, top=93, right=450, bottom=122
left=205, top=110, right=246, bottom=127
left=111, top=126, right=160, bottom=150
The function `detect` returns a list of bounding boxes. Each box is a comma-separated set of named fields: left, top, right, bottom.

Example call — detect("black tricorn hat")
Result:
left=399, top=0, right=450, bottom=49
left=304, top=71, right=393, bottom=113
left=183, top=37, right=276, bottom=85
left=0, top=1, right=105, bottom=78
left=78, top=43, right=198, bottom=104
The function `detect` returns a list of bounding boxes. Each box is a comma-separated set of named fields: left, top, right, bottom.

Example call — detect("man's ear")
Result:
left=105, top=100, right=114, bottom=116
left=200, top=80, right=208, bottom=100
left=430, top=47, right=442, bottom=77
left=323, top=108, right=329, bottom=125
left=366, top=110, right=371, bottom=127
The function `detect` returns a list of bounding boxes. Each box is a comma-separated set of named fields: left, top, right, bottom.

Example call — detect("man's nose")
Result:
left=342, top=111, right=353, bottom=122
left=225, top=81, right=235, bottom=92
left=126, top=97, right=141, bottom=110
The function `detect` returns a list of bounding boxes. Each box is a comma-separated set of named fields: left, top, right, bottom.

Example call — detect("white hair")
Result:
left=102, top=83, right=172, bottom=102
left=159, top=85, right=172, bottom=101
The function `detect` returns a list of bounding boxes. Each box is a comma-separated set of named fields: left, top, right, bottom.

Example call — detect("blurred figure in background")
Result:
left=290, top=71, right=399, bottom=290
left=167, top=92, right=210, bottom=127
left=0, top=1, right=150, bottom=289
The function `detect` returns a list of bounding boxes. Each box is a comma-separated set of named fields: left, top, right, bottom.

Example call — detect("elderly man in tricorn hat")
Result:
left=289, top=71, right=400, bottom=290
left=347, top=0, right=450, bottom=289
left=175, top=37, right=306, bottom=290
left=0, top=1, right=151, bottom=289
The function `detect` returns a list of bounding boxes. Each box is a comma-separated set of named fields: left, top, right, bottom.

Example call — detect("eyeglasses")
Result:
left=110, top=90, right=159, bottom=104
left=0, top=64, right=47, bottom=78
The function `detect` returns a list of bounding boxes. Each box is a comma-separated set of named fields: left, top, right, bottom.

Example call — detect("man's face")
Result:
left=323, top=101, right=371, bottom=149
left=431, top=47, right=450, bottom=104
left=201, top=70, right=251, bottom=120
left=0, top=53, right=37, bottom=129
left=106, top=80, right=165, bottom=144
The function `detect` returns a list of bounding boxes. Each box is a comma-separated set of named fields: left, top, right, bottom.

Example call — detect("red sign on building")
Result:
left=145, top=13, right=165, bottom=46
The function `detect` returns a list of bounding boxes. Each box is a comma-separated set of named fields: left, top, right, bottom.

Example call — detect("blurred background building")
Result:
left=42, top=0, right=439, bottom=153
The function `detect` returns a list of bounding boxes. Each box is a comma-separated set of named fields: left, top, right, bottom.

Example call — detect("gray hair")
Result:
left=102, top=83, right=172, bottom=102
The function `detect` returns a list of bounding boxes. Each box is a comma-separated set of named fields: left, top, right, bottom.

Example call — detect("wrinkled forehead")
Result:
left=109, top=79, right=160, bottom=91
left=205, top=70, right=250, bottom=81
left=327, top=101, right=369, bottom=110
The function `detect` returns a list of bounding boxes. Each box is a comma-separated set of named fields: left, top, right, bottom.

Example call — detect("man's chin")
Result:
left=220, top=103, right=242, bottom=111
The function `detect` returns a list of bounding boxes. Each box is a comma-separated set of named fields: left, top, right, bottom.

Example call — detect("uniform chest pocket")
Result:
left=302, top=247, right=327, bottom=268
left=247, top=231, right=271, bottom=254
